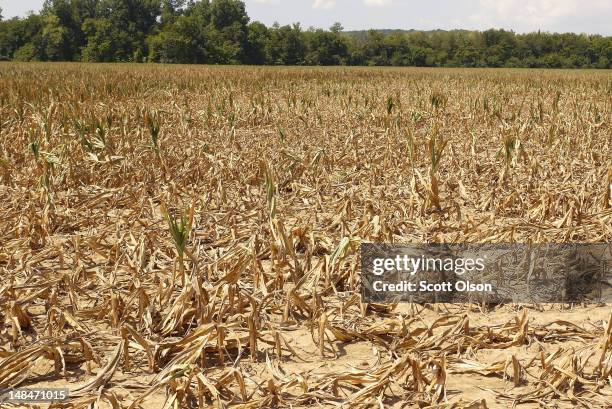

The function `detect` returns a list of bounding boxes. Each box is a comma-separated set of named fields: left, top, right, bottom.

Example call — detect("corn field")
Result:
left=0, top=63, right=611, bottom=408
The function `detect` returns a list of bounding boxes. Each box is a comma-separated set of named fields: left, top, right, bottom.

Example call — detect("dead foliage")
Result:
left=0, top=64, right=610, bottom=408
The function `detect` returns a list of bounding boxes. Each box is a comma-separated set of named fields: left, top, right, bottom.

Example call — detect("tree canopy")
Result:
left=0, top=0, right=610, bottom=68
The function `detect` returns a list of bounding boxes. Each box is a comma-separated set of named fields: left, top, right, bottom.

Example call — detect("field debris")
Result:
left=0, top=64, right=610, bottom=408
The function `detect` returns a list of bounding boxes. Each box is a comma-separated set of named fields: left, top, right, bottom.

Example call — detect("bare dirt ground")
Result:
left=0, top=64, right=611, bottom=408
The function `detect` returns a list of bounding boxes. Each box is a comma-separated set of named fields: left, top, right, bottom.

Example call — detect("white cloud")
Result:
left=471, top=0, right=611, bottom=29
left=312, top=0, right=336, bottom=9
left=364, top=0, right=393, bottom=6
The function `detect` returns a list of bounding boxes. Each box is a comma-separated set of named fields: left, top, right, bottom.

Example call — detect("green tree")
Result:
left=305, top=25, right=349, bottom=65
left=14, top=43, right=39, bottom=61
left=148, top=27, right=199, bottom=63
left=40, top=14, right=71, bottom=60
left=361, top=30, right=389, bottom=65
left=267, top=23, right=305, bottom=65
left=0, top=14, right=45, bottom=60
left=244, top=21, right=270, bottom=64
left=209, top=0, right=249, bottom=63
left=82, top=0, right=161, bottom=62
left=82, top=17, right=123, bottom=61
left=41, top=0, right=99, bottom=60
left=0, top=0, right=611, bottom=67
left=160, top=0, right=186, bottom=25
left=148, top=0, right=215, bottom=63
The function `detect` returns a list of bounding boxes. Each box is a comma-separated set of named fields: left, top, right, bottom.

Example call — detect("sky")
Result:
left=1, top=0, right=611, bottom=35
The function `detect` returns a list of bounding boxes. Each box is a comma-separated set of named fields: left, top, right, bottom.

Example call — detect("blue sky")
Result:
left=1, top=0, right=610, bottom=35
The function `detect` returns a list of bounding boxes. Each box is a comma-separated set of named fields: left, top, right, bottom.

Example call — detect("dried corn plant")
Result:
left=0, top=64, right=610, bottom=409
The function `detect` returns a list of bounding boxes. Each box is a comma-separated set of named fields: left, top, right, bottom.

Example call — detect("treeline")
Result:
left=0, top=0, right=610, bottom=68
